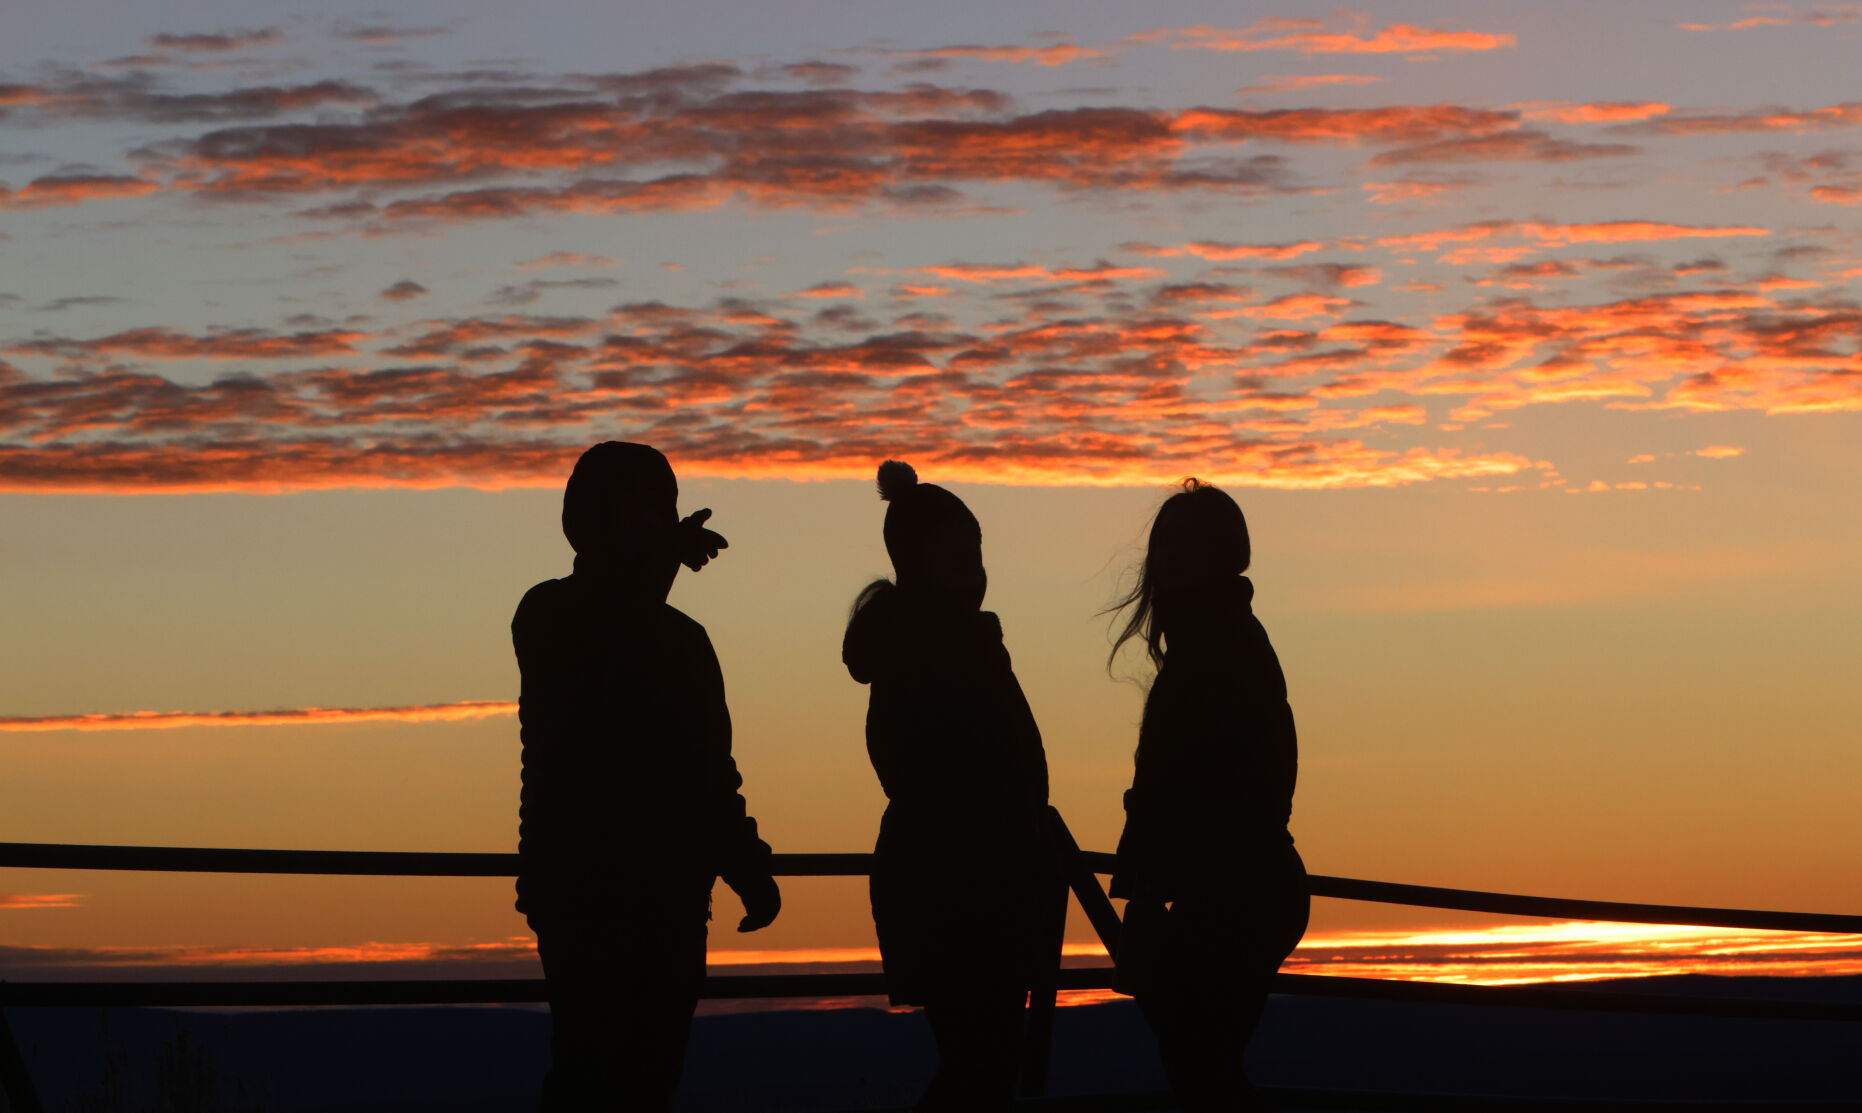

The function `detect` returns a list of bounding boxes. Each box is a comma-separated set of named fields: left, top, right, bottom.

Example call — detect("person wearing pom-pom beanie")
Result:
left=512, top=441, right=781, bottom=1111
left=842, top=460, right=1050, bottom=1111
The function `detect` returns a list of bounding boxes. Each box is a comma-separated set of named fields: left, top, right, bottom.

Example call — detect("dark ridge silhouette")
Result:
left=1107, top=478, right=1310, bottom=1113
left=512, top=441, right=780, bottom=1111
left=11, top=978, right=1862, bottom=1111
left=842, top=459, right=1051, bottom=1111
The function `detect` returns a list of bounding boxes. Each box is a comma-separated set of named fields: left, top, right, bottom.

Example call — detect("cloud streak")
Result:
left=1138, top=18, right=1515, bottom=56
left=0, top=700, right=516, bottom=733
left=0, top=893, right=84, bottom=909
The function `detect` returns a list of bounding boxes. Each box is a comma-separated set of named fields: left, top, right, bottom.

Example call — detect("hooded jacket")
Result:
left=843, top=581, right=1049, bottom=1003
left=1110, top=575, right=1298, bottom=903
left=513, top=554, right=770, bottom=918
left=843, top=583, right=1047, bottom=820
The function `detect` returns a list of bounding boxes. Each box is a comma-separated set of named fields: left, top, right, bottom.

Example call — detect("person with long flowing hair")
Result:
left=1107, top=478, right=1309, bottom=1112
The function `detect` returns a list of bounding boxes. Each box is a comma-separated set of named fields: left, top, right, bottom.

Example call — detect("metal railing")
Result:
left=3, top=808, right=1859, bottom=1112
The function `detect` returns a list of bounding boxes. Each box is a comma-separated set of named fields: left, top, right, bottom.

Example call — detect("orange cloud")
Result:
left=1677, top=6, right=1862, bottom=32
left=785, top=282, right=865, bottom=299
left=9, top=327, right=365, bottom=361
left=1693, top=445, right=1746, bottom=458
left=0, top=75, right=376, bottom=125
left=8, top=263, right=1845, bottom=498
left=1525, top=220, right=1771, bottom=245
left=1375, top=220, right=1769, bottom=253
left=1171, top=104, right=1519, bottom=144
left=1235, top=74, right=1385, bottom=94
left=515, top=252, right=619, bottom=268
left=871, top=42, right=1104, bottom=66
left=0, top=894, right=84, bottom=909
left=0, top=174, right=158, bottom=210
left=1360, top=177, right=1476, bottom=204
left=1474, top=260, right=1584, bottom=289
left=1679, top=16, right=1791, bottom=31
left=1260, top=263, right=1382, bottom=288
left=916, top=262, right=1051, bottom=282
left=1368, top=129, right=1641, bottom=165
left=1624, top=102, right=1862, bottom=136
left=1056, top=263, right=1170, bottom=282
left=1516, top=101, right=1672, bottom=124
left=4, top=69, right=1608, bottom=224
left=1219, top=293, right=1356, bottom=320
left=1144, top=19, right=1515, bottom=55
left=0, top=700, right=516, bottom=733
left=1129, top=239, right=1330, bottom=261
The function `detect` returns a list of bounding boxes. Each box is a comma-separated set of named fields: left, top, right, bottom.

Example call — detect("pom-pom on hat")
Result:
left=876, top=459, right=918, bottom=502
left=876, top=458, right=979, bottom=576
left=562, top=441, right=677, bottom=554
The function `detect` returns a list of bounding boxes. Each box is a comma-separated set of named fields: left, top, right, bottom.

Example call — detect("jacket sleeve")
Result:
left=692, top=626, right=774, bottom=888
left=514, top=582, right=577, bottom=860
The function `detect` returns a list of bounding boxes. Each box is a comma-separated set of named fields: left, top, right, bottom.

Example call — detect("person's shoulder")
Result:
left=656, top=603, right=714, bottom=647
left=514, top=576, right=572, bottom=616
left=511, top=576, right=577, bottom=637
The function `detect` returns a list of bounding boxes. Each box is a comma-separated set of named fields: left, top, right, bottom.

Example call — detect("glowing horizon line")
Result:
left=0, top=699, right=517, bottom=733
left=3, top=926, right=1857, bottom=989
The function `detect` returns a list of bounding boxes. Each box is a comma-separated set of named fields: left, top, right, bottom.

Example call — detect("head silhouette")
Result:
left=1110, top=478, right=1250, bottom=669
left=561, top=441, right=681, bottom=593
left=877, top=460, right=986, bottom=610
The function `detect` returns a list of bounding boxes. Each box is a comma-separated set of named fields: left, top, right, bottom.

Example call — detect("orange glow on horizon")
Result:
left=1287, top=920, right=1862, bottom=985
left=0, top=893, right=84, bottom=909
left=0, top=700, right=517, bottom=733
left=6, top=925, right=1858, bottom=996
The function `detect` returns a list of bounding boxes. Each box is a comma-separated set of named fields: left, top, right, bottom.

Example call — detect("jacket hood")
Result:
left=843, top=582, right=1002, bottom=685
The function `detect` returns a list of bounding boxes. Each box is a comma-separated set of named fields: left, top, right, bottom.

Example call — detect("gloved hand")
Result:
left=675, top=508, right=729, bottom=572
left=732, top=872, right=781, bottom=933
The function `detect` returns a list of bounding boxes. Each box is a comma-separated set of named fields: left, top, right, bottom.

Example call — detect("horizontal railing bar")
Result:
left=1271, top=973, right=1862, bottom=1022
left=826, top=1092, right=1862, bottom=1113
left=6, top=841, right=1859, bottom=935
left=1257, top=1088, right=1862, bottom=1112
left=1303, top=875, right=1862, bottom=934
left=4, top=969, right=1856, bottom=1021
left=0, top=843, right=867, bottom=878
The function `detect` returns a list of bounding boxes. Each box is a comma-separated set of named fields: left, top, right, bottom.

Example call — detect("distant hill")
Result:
left=6, top=975, right=1858, bottom=1111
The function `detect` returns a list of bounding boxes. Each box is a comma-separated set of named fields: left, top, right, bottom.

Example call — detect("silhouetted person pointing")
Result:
left=513, top=441, right=780, bottom=1111
left=843, top=461, right=1050, bottom=1111
left=1108, top=480, right=1309, bottom=1113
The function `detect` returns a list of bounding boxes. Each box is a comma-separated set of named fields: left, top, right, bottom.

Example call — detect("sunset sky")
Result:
left=3, top=1, right=1860, bottom=984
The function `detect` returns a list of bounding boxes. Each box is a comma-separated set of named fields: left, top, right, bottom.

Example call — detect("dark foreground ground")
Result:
left=5, top=975, right=1859, bottom=1111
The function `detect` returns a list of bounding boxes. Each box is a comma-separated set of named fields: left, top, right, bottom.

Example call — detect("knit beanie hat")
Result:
left=561, top=441, right=677, bottom=554
left=876, top=460, right=980, bottom=577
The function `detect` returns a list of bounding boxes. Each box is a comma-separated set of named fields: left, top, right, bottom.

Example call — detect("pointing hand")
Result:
left=676, top=508, right=729, bottom=572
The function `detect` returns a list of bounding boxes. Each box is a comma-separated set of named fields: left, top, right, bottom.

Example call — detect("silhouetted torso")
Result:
left=513, top=552, right=766, bottom=919
left=1111, top=575, right=1297, bottom=903
left=843, top=582, right=1049, bottom=1006
left=1110, top=573, right=1307, bottom=1113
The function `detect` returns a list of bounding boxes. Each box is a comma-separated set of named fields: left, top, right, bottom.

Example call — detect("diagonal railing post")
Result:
left=1046, top=809, right=1122, bottom=956
left=1020, top=807, right=1074, bottom=1098
left=0, top=997, right=46, bottom=1113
